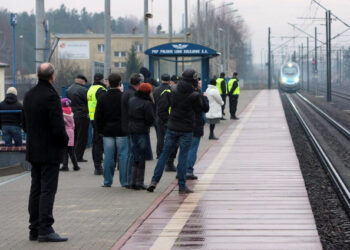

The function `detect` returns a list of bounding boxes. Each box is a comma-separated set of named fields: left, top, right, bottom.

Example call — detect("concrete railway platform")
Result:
left=115, top=90, right=322, bottom=250
left=0, top=89, right=322, bottom=250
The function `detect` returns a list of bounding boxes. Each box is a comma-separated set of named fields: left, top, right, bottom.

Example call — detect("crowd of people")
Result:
left=0, top=62, right=240, bottom=242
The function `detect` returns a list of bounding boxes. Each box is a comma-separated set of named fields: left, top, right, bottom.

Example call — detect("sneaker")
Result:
left=186, top=175, right=198, bottom=180
left=179, top=187, right=194, bottom=194
left=94, top=168, right=103, bottom=175
left=59, top=166, right=69, bottom=171
left=147, top=182, right=157, bottom=192
left=73, top=166, right=80, bottom=171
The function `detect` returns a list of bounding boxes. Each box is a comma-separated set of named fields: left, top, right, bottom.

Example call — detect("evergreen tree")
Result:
left=125, top=45, right=141, bottom=81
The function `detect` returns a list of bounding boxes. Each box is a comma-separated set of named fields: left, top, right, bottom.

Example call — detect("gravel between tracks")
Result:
left=281, top=93, right=350, bottom=249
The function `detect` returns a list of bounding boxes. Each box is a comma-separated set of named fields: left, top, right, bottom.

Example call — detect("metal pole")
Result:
left=104, top=0, right=111, bottom=79
left=169, top=0, right=173, bottom=42
left=307, top=36, right=310, bottom=92
left=144, top=0, right=149, bottom=68
left=184, top=0, right=188, bottom=42
left=197, top=0, right=200, bottom=43
left=301, top=43, right=304, bottom=89
left=12, top=23, right=16, bottom=87
left=315, top=27, right=318, bottom=96
left=227, top=28, right=230, bottom=73
left=268, top=27, right=271, bottom=89
left=35, top=0, right=45, bottom=70
left=205, top=2, right=209, bottom=46
left=326, top=10, right=332, bottom=102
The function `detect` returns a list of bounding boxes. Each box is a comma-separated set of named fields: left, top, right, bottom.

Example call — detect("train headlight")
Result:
left=282, top=77, right=287, bottom=83
left=294, top=77, right=300, bottom=83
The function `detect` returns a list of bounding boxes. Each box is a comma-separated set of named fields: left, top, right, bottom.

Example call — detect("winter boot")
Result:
left=165, top=160, right=176, bottom=172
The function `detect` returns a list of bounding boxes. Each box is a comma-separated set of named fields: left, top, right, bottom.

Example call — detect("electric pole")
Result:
left=184, top=0, right=188, bottom=42
left=268, top=27, right=271, bottom=89
left=169, top=0, right=173, bottom=42
left=301, top=43, right=304, bottom=89
left=144, top=0, right=149, bottom=68
left=197, top=0, right=200, bottom=43
left=326, top=10, right=332, bottom=102
left=315, top=26, right=318, bottom=95
left=35, top=0, right=45, bottom=69
left=307, top=36, right=310, bottom=92
left=104, top=0, right=111, bottom=79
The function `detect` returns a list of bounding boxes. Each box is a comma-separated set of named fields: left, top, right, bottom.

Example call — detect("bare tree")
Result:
left=54, top=59, right=82, bottom=94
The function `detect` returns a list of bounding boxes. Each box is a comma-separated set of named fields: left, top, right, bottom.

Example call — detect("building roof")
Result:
left=0, top=62, right=9, bottom=68
left=53, top=33, right=185, bottom=39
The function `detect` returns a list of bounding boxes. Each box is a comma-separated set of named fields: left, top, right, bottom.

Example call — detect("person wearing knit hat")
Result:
left=59, top=98, right=80, bottom=172
left=127, top=82, right=155, bottom=190
left=0, top=87, right=23, bottom=146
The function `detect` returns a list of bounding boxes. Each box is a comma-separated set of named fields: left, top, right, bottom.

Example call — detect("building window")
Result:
left=121, top=62, right=126, bottom=68
left=114, top=62, right=119, bottom=68
left=98, top=44, right=104, bottom=53
left=114, top=51, right=120, bottom=57
left=121, top=51, right=127, bottom=57
left=136, top=44, right=143, bottom=53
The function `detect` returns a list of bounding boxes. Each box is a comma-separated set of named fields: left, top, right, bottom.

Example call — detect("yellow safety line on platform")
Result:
left=149, top=93, right=261, bottom=250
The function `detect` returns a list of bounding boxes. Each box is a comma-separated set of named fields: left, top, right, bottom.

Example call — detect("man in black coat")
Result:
left=147, top=69, right=209, bottom=194
left=0, top=87, right=23, bottom=146
left=23, top=63, right=69, bottom=242
left=66, top=75, right=89, bottom=162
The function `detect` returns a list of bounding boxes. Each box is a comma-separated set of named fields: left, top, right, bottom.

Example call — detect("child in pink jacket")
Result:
left=60, top=98, right=80, bottom=171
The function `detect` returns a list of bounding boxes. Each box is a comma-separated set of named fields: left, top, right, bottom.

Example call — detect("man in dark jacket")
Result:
left=120, top=73, right=142, bottom=187
left=186, top=79, right=209, bottom=180
left=153, top=73, right=171, bottom=159
left=87, top=73, right=108, bottom=175
left=95, top=73, right=130, bottom=187
left=147, top=69, right=209, bottom=194
left=23, top=63, right=69, bottom=242
left=66, top=75, right=89, bottom=162
left=0, top=87, right=23, bottom=146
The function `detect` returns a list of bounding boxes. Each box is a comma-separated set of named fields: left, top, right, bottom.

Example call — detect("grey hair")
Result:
left=37, top=63, right=55, bottom=81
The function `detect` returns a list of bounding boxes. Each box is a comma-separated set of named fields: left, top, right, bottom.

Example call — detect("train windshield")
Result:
left=282, top=66, right=298, bottom=75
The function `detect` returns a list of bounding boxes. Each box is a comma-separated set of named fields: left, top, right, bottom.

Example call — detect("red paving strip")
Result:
left=112, top=93, right=259, bottom=250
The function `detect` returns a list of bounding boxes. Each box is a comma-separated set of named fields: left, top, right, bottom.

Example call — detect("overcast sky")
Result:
left=1, top=0, right=350, bottom=63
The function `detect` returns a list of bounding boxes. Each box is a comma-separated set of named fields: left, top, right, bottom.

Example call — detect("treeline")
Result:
left=0, top=4, right=145, bottom=75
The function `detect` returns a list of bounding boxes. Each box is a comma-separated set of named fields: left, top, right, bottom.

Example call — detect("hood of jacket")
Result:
left=4, top=93, right=18, bottom=104
left=135, top=90, right=152, bottom=101
left=176, top=80, right=194, bottom=94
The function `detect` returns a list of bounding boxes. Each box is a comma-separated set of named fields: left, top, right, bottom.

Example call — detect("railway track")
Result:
left=286, top=93, right=350, bottom=215
left=313, top=87, right=350, bottom=102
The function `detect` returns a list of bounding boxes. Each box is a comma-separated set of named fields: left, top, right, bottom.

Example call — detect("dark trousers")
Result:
left=28, top=162, right=59, bottom=235
left=220, top=95, right=226, bottom=115
left=92, top=122, right=103, bottom=169
left=229, top=95, right=239, bottom=118
left=62, top=146, right=78, bottom=168
left=74, top=116, right=90, bottom=160
left=156, top=121, right=166, bottom=158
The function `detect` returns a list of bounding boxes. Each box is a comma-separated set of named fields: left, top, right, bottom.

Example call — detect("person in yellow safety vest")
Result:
left=87, top=73, right=108, bottom=175
left=227, top=72, right=240, bottom=120
left=216, top=72, right=227, bottom=120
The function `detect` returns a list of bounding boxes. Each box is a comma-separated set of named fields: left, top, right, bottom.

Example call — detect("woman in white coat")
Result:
left=205, top=79, right=224, bottom=140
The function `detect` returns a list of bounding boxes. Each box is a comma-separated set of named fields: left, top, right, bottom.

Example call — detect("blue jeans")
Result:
left=151, top=129, right=193, bottom=189
left=2, top=125, right=22, bottom=146
left=186, top=136, right=201, bottom=175
left=103, top=136, right=132, bottom=187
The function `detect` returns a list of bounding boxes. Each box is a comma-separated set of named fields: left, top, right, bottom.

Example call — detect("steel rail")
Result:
left=286, top=94, right=350, bottom=214
left=296, top=92, right=350, bottom=139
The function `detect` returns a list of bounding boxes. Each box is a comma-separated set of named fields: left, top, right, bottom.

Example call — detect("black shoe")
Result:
left=73, top=166, right=80, bottom=171
left=77, top=158, right=88, bottom=163
left=29, top=231, right=38, bottom=241
left=209, top=135, right=219, bottom=140
left=165, top=162, right=176, bottom=172
left=94, top=168, right=103, bottom=175
left=147, top=182, right=157, bottom=192
left=186, top=175, right=198, bottom=180
left=124, top=185, right=132, bottom=189
left=101, top=185, right=111, bottom=188
left=38, top=232, right=68, bottom=242
left=231, top=116, right=239, bottom=120
left=179, top=187, right=194, bottom=194
left=220, top=117, right=226, bottom=120
left=137, top=184, right=147, bottom=190
left=59, top=166, right=69, bottom=171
